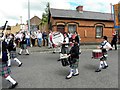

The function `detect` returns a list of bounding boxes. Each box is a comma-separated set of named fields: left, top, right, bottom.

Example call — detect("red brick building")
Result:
left=48, top=6, right=115, bottom=44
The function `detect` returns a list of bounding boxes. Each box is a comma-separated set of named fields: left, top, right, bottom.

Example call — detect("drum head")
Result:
left=93, top=49, right=102, bottom=52
left=52, top=32, right=64, bottom=45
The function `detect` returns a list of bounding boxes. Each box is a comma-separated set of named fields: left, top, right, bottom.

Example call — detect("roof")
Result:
left=50, top=8, right=114, bottom=21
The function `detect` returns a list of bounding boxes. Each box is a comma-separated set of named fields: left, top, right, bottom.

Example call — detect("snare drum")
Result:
left=92, top=49, right=103, bottom=59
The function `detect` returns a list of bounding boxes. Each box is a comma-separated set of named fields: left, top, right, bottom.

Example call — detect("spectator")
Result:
left=42, top=31, right=48, bottom=46
left=36, top=30, right=42, bottom=47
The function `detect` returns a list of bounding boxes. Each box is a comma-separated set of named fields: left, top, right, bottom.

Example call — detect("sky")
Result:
left=0, top=0, right=119, bottom=26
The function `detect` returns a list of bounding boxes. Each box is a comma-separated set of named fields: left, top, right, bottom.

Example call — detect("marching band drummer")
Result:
left=66, top=39, right=79, bottom=79
left=95, top=36, right=112, bottom=72
left=0, top=38, right=18, bottom=89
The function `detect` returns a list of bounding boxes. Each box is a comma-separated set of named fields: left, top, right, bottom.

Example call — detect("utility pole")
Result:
left=28, top=0, right=30, bottom=33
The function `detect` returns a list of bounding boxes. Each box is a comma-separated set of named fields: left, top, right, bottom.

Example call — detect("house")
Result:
left=27, top=15, right=41, bottom=32
left=48, top=6, right=115, bottom=44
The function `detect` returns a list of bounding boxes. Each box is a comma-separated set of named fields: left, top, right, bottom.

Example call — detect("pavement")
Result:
left=23, top=44, right=120, bottom=53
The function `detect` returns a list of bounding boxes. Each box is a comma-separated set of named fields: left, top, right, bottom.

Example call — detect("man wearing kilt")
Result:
left=66, top=39, right=79, bottom=79
left=95, top=36, right=112, bottom=72
left=0, top=39, right=18, bottom=89
left=7, top=34, right=22, bottom=67
left=18, top=32, right=29, bottom=55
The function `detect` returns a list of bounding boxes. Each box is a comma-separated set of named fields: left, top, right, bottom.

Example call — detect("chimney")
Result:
left=76, top=6, right=83, bottom=13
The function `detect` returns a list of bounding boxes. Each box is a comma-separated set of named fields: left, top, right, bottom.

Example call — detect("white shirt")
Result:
left=36, top=32, right=42, bottom=39
left=100, top=40, right=112, bottom=51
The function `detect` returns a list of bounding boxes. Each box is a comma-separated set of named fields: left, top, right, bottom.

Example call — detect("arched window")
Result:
left=68, top=24, right=76, bottom=34
left=57, top=25, right=65, bottom=34
left=96, top=26, right=103, bottom=38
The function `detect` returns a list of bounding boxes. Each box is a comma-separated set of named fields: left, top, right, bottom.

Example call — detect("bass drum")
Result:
left=51, top=32, right=64, bottom=46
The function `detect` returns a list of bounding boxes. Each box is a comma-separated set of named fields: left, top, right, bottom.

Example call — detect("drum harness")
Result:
left=101, top=41, right=108, bottom=58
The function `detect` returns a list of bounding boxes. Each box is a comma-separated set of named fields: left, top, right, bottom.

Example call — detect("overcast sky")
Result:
left=0, top=0, right=119, bottom=26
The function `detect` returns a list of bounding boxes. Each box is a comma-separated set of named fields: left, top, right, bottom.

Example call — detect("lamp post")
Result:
left=28, top=0, right=30, bottom=33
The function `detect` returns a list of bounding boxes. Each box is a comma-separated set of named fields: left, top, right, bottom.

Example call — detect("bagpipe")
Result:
left=0, top=21, right=8, bottom=59
left=59, top=53, right=77, bottom=67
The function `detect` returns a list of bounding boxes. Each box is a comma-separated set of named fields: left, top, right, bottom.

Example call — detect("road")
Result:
left=0, top=46, right=118, bottom=89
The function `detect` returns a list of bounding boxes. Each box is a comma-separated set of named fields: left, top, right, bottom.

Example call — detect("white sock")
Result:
left=74, top=68, right=79, bottom=74
left=99, top=61, right=104, bottom=69
left=5, top=76, right=16, bottom=85
left=14, top=58, right=21, bottom=65
left=8, top=59, right=11, bottom=66
left=25, top=49, right=29, bottom=54
left=103, top=61, right=108, bottom=66
left=19, top=49, right=23, bottom=54
left=67, top=69, right=74, bottom=78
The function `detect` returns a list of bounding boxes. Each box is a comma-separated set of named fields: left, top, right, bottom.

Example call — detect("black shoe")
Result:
left=53, top=52, right=55, bottom=54
left=18, top=63, right=22, bottom=67
left=103, top=65, right=108, bottom=69
left=18, top=53, right=21, bottom=55
left=8, top=82, right=18, bottom=89
left=66, top=76, right=72, bottom=79
left=8, top=65, right=11, bottom=67
left=73, top=73, right=79, bottom=76
left=25, top=53, right=29, bottom=55
left=95, top=69, right=101, bottom=72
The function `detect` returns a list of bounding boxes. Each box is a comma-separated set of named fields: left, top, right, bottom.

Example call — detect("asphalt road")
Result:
left=0, top=47, right=118, bottom=89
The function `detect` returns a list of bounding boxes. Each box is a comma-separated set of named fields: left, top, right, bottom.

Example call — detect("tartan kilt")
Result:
left=0, top=63, right=11, bottom=78
left=10, top=51, right=17, bottom=58
left=21, top=44, right=27, bottom=49
left=70, top=58, right=79, bottom=69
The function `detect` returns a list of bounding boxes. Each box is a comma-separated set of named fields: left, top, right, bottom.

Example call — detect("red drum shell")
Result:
left=92, top=49, right=103, bottom=59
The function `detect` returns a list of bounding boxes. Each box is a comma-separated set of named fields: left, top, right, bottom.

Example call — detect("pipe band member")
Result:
left=95, top=36, right=112, bottom=72
left=0, top=39, right=18, bottom=89
left=66, top=39, right=79, bottom=79
left=18, top=32, right=29, bottom=55
left=7, top=34, right=22, bottom=67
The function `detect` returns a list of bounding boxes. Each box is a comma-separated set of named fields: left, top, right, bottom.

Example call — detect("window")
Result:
left=68, top=25, right=76, bottom=34
left=96, top=26, right=103, bottom=38
left=57, top=25, right=65, bottom=34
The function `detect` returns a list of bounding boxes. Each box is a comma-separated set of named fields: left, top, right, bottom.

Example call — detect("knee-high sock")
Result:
left=14, top=58, right=21, bottom=65
left=99, top=61, right=104, bottom=69
left=74, top=68, right=79, bottom=75
left=67, top=69, right=74, bottom=78
left=25, top=49, right=29, bottom=54
left=19, top=49, right=23, bottom=54
left=103, top=61, right=108, bottom=66
left=8, top=59, right=11, bottom=66
left=5, top=75, right=16, bottom=85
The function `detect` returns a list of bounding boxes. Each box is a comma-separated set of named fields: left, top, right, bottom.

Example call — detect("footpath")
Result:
left=17, top=44, right=119, bottom=53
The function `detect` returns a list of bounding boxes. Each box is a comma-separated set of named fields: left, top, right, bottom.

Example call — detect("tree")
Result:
left=40, top=2, right=50, bottom=31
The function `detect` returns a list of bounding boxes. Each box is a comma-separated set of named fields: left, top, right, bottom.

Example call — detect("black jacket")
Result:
left=70, top=43, right=79, bottom=59
left=7, top=39, right=16, bottom=52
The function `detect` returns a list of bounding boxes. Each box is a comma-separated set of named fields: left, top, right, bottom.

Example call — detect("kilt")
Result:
left=70, top=58, right=79, bottom=69
left=21, top=44, right=27, bottom=49
left=0, top=63, right=11, bottom=78
left=100, top=53, right=107, bottom=61
left=9, top=51, right=17, bottom=59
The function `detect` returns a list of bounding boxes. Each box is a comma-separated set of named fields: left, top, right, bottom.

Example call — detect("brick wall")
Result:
left=50, top=17, right=115, bottom=43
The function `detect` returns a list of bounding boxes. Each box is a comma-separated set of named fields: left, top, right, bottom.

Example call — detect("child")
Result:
left=95, top=36, right=112, bottom=72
